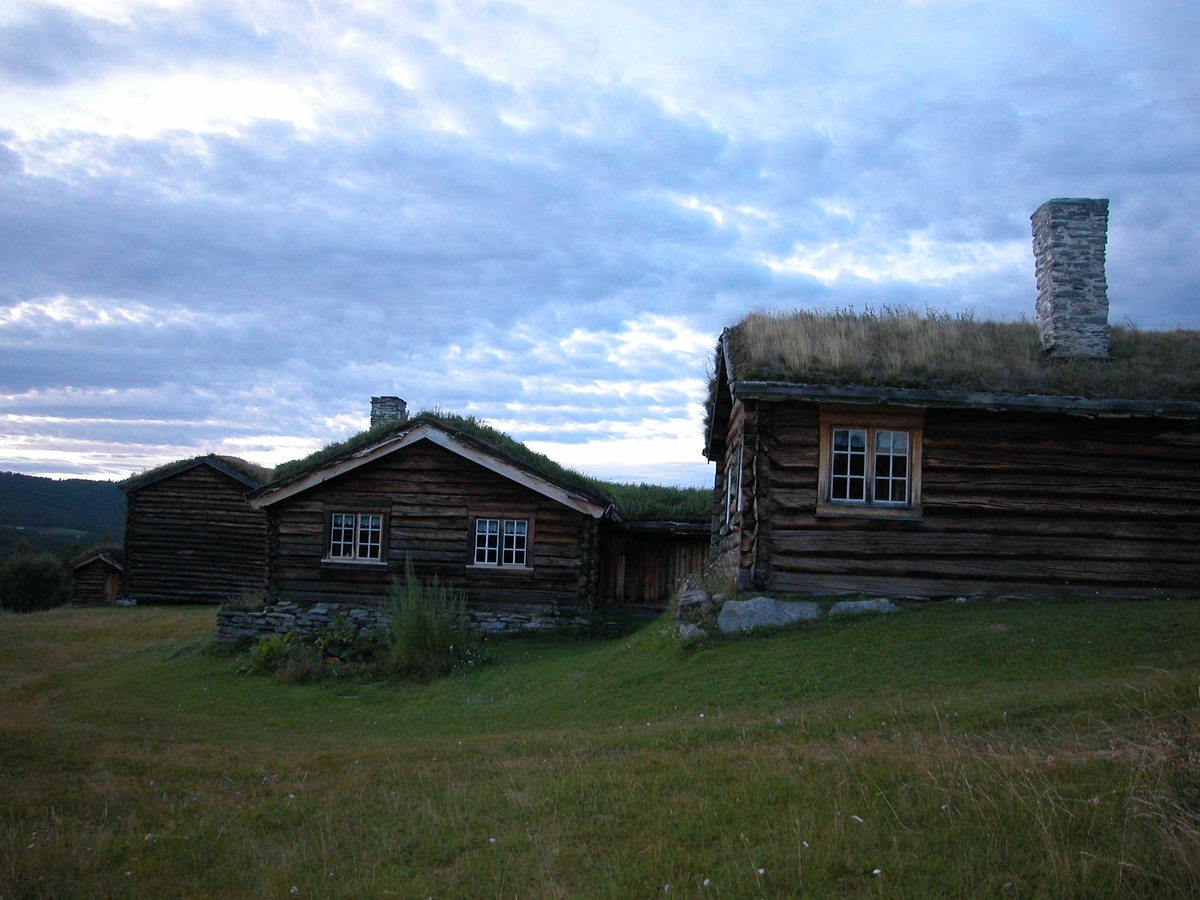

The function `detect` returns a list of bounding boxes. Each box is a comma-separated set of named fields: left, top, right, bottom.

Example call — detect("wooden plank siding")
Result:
left=749, top=401, right=1200, bottom=597
left=72, top=558, right=120, bottom=605
left=123, top=465, right=268, bottom=604
left=598, top=526, right=710, bottom=609
left=269, top=440, right=600, bottom=611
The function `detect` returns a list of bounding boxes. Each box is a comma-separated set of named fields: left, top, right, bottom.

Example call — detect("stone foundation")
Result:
left=215, top=601, right=593, bottom=643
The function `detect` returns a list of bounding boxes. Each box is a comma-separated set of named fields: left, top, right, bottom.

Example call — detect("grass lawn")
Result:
left=2, top=598, right=1199, bottom=898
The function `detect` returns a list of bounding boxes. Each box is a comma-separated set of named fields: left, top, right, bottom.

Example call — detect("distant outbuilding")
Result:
left=120, top=455, right=273, bottom=604
left=71, top=551, right=123, bottom=606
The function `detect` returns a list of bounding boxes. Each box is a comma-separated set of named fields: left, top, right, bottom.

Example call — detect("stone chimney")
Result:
left=370, top=396, right=407, bottom=428
left=1031, top=198, right=1110, bottom=357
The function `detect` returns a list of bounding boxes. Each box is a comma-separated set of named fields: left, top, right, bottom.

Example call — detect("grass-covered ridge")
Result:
left=121, top=454, right=275, bottom=492
left=272, top=411, right=710, bottom=523
left=725, top=307, right=1200, bottom=401
left=2, top=600, right=1199, bottom=898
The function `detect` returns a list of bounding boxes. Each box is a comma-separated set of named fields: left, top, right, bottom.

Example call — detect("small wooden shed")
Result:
left=71, top=552, right=123, bottom=606
left=120, top=455, right=272, bottom=605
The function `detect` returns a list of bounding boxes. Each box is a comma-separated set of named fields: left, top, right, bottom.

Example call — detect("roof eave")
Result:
left=730, top=381, right=1200, bottom=418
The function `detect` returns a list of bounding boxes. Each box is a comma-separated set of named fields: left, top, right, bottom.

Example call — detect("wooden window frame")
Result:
left=724, top=442, right=744, bottom=528
left=467, top=509, right=536, bottom=571
left=816, top=406, right=924, bottom=520
left=323, top=509, right=389, bottom=565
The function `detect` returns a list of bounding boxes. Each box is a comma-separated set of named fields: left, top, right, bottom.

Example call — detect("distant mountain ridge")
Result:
left=0, top=471, right=126, bottom=538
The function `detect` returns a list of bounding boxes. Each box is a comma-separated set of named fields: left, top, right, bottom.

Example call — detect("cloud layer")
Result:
left=1, top=0, right=1198, bottom=483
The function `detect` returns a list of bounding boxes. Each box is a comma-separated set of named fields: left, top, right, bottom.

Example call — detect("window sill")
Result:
left=321, top=558, right=389, bottom=568
left=465, top=564, right=535, bottom=574
left=816, top=501, right=923, bottom=521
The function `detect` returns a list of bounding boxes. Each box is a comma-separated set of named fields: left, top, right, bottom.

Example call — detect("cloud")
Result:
left=1, top=0, right=1198, bottom=482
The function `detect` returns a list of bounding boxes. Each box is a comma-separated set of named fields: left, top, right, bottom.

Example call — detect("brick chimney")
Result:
left=1031, top=198, right=1110, bottom=358
left=370, top=396, right=407, bottom=428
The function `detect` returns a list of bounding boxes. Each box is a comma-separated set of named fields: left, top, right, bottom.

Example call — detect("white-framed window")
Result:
left=474, top=517, right=529, bottom=566
left=818, top=408, right=923, bottom=519
left=328, top=512, right=384, bottom=561
left=830, top=428, right=909, bottom=504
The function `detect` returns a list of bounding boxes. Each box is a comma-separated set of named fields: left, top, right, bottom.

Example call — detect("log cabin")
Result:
left=249, top=412, right=710, bottom=618
left=71, top=551, right=122, bottom=606
left=705, top=199, right=1200, bottom=598
left=120, top=455, right=273, bottom=604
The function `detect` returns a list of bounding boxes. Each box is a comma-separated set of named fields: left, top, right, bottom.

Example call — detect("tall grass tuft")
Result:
left=385, top=557, right=477, bottom=679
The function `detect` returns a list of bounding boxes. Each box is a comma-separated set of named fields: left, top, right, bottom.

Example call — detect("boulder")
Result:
left=717, top=596, right=821, bottom=633
left=678, top=623, right=707, bottom=640
left=829, top=598, right=899, bottom=616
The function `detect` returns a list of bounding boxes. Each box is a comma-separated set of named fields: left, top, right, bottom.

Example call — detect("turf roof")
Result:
left=270, top=411, right=711, bottom=524
left=720, top=308, right=1200, bottom=402
left=121, top=454, right=275, bottom=492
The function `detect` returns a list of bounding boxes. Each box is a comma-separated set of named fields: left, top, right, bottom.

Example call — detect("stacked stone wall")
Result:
left=215, top=601, right=592, bottom=643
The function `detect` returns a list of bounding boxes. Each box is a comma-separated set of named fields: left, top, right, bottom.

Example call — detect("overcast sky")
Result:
left=1, top=0, right=1197, bottom=486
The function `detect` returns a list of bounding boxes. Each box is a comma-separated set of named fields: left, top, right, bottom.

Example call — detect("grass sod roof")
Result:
left=120, top=454, right=275, bottom=493
left=270, top=411, right=711, bottom=525
left=721, top=308, right=1200, bottom=402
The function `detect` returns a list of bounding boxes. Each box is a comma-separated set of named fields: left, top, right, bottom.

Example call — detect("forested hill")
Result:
left=0, top=471, right=125, bottom=537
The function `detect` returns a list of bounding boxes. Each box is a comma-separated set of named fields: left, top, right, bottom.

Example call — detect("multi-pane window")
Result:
left=872, top=431, right=909, bottom=504
left=475, top=518, right=529, bottom=566
left=475, top=518, right=499, bottom=564
left=830, top=428, right=910, bottom=505
left=502, top=519, right=527, bottom=566
left=329, top=512, right=384, bottom=561
left=831, top=429, right=868, bottom=501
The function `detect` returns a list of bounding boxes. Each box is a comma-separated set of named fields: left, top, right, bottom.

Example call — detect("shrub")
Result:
left=0, top=544, right=72, bottom=612
left=385, top=558, right=478, bottom=679
left=222, top=588, right=266, bottom=611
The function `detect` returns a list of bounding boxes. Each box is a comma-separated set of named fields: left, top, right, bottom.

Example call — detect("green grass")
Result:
left=723, top=308, right=1200, bottom=401
left=2, top=599, right=1199, bottom=897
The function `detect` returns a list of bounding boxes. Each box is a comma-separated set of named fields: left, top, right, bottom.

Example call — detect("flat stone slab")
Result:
left=678, top=623, right=707, bottom=639
left=677, top=589, right=713, bottom=619
left=829, top=598, right=900, bottom=616
left=718, top=596, right=821, bottom=633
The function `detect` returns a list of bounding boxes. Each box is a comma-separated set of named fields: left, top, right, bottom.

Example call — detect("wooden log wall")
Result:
left=124, top=465, right=268, bottom=604
left=598, top=526, right=710, bottom=609
left=270, top=440, right=595, bottom=611
left=758, top=401, right=1200, bottom=597
left=72, top=559, right=119, bottom=605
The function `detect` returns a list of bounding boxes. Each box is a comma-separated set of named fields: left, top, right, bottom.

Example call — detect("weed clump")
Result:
left=385, top=558, right=480, bottom=679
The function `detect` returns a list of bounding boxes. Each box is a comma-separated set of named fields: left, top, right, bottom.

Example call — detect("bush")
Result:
left=222, top=588, right=266, bottom=611
left=0, top=544, right=72, bottom=612
left=386, top=558, right=478, bottom=679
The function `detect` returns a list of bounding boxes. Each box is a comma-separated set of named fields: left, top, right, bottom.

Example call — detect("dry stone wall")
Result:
left=215, top=601, right=591, bottom=643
